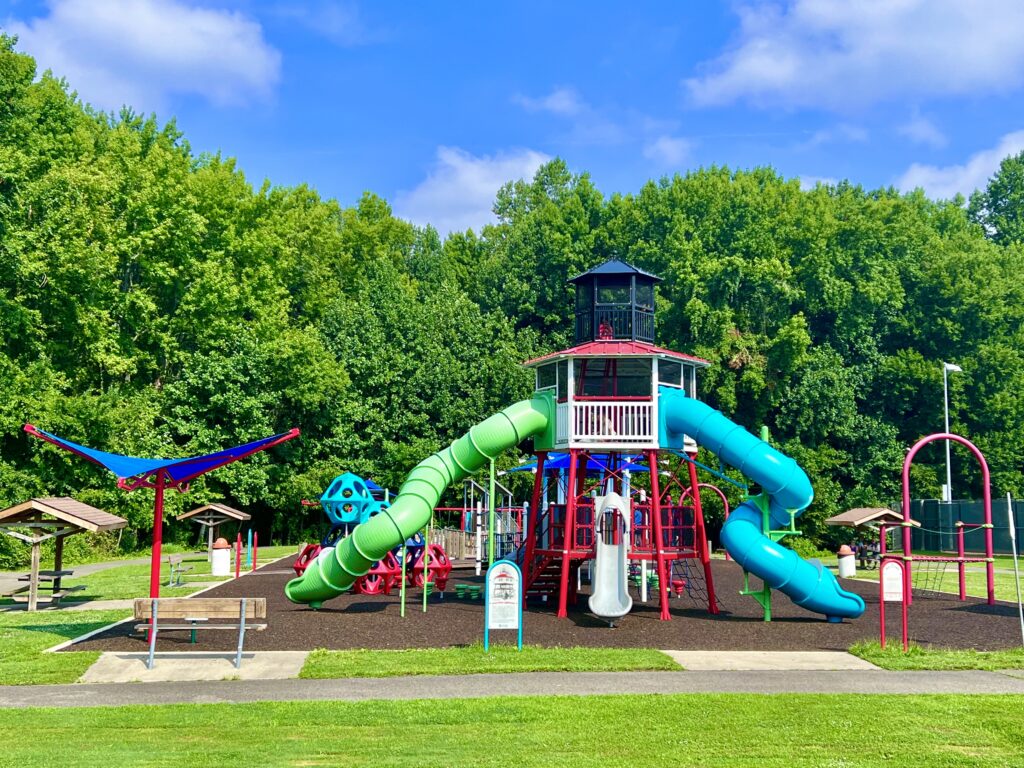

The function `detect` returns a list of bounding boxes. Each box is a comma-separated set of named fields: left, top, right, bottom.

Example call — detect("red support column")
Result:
left=687, top=459, right=719, bottom=614
left=648, top=450, right=671, bottom=620
left=957, top=524, right=966, bottom=601
left=522, top=451, right=547, bottom=597
left=252, top=531, right=259, bottom=572
left=557, top=450, right=580, bottom=618
left=149, top=470, right=166, bottom=600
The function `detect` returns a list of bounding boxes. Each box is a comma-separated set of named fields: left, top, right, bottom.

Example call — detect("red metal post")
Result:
left=556, top=450, right=579, bottom=618
left=687, top=460, right=719, bottom=614
left=235, top=532, right=242, bottom=578
left=252, top=531, right=259, bottom=572
left=648, top=450, right=671, bottom=620
left=901, top=571, right=909, bottom=652
left=957, top=524, right=966, bottom=600
left=522, top=451, right=547, bottom=598
left=149, top=470, right=166, bottom=600
left=879, top=568, right=886, bottom=649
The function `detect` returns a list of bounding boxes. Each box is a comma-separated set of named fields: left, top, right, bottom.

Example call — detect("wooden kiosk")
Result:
left=0, top=497, right=127, bottom=610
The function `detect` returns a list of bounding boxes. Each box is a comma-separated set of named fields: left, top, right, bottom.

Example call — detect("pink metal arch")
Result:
left=901, top=432, right=994, bottom=606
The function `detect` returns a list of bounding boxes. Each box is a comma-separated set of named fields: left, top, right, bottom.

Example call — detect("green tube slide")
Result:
left=285, top=397, right=551, bottom=608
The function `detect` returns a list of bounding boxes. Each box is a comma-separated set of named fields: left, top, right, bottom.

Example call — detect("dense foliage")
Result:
left=1, top=37, right=1022, bottom=564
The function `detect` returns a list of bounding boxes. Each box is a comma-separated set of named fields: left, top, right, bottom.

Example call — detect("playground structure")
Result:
left=894, top=433, right=996, bottom=605
left=293, top=472, right=451, bottom=597
left=284, top=259, right=865, bottom=624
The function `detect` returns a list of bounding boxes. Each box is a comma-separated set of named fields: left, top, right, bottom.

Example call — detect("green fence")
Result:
left=908, top=498, right=1024, bottom=555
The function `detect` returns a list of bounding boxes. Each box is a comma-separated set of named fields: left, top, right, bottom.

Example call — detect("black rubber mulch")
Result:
left=70, top=557, right=1023, bottom=653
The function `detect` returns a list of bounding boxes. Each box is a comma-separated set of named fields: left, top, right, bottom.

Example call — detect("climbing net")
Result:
left=669, top=557, right=723, bottom=611
left=910, top=557, right=950, bottom=598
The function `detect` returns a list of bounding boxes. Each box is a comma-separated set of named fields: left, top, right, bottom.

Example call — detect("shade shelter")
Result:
left=827, top=507, right=921, bottom=561
left=0, top=497, right=127, bottom=610
left=826, top=507, right=918, bottom=531
left=24, top=424, right=300, bottom=600
left=178, top=503, right=252, bottom=556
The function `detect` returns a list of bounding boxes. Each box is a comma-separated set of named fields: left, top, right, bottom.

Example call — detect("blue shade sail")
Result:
left=24, top=424, right=300, bottom=486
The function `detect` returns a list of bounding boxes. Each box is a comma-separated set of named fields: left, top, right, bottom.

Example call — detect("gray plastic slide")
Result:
left=588, top=492, right=634, bottom=624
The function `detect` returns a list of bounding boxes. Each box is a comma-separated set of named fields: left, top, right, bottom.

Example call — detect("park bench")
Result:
left=134, top=597, right=267, bottom=669
left=166, top=554, right=194, bottom=587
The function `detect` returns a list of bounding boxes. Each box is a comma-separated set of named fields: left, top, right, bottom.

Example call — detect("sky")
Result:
left=4, top=0, right=1024, bottom=234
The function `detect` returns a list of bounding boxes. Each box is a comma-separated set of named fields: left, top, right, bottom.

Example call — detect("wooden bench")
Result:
left=133, top=597, right=267, bottom=669
left=166, top=554, right=194, bottom=587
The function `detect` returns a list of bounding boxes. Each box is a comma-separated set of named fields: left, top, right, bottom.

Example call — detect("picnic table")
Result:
left=7, top=569, right=85, bottom=605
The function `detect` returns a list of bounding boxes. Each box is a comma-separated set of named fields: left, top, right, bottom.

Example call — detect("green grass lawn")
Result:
left=0, top=609, right=129, bottom=685
left=2, top=546, right=297, bottom=604
left=301, top=645, right=680, bottom=678
left=853, top=553, right=1023, bottom=603
left=850, top=641, right=1024, bottom=671
left=1, top=694, right=1021, bottom=767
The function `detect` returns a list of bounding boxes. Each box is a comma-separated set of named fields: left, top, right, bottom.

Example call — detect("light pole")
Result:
left=943, top=362, right=962, bottom=503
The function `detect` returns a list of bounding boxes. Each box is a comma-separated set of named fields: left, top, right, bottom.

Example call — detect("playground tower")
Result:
left=519, top=259, right=718, bottom=620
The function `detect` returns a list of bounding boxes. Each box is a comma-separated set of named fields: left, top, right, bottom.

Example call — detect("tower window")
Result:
left=536, top=363, right=556, bottom=390
left=658, top=360, right=683, bottom=387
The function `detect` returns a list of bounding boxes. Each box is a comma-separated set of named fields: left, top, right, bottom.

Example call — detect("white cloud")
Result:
left=804, top=123, right=868, bottom=148
left=6, top=0, right=281, bottom=111
left=513, top=87, right=585, bottom=116
left=896, top=130, right=1024, bottom=199
left=272, top=2, right=382, bottom=47
left=643, top=135, right=691, bottom=167
left=394, top=147, right=552, bottom=235
left=898, top=113, right=947, bottom=148
left=686, top=0, right=1024, bottom=110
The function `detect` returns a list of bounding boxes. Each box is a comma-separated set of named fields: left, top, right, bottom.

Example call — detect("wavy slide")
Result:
left=285, top=398, right=550, bottom=607
left=661, top=389, right=865, bottom=622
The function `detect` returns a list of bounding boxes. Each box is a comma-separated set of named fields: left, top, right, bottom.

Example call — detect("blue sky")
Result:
left=4, top=0, right=1024, bottom=233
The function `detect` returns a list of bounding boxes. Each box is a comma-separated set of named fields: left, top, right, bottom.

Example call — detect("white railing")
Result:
left=555, top=402, right=570, bottom=444
left=571, top=401, right=655, bottom=444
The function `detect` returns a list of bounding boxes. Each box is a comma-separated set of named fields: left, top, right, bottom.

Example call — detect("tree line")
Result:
left=1, top=36, right=1022, bottom=564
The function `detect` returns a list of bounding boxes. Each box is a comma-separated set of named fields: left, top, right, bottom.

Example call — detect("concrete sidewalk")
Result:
left=79, top=651, right=308, bottom=683
left=2, top=669, right=1024, bottom=708
left=663, top=650, right=880, bottom=671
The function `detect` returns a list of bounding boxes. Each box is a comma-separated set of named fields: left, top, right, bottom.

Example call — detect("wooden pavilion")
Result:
left=177, top=503, right=251, bottom=556
left=0, top=498, right=127, bottom=610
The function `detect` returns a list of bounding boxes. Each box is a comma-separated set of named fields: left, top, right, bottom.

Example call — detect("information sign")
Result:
left=484, top=561, right=522, bottom=651
left=882, top=560, right=905, bottom=602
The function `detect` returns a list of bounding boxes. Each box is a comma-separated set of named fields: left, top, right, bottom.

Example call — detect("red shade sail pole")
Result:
left=149, top=470, right=166, bottom=600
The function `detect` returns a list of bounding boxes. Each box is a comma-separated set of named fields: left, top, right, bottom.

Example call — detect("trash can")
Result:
left=837, top=544, right=856, bottom=578
left=211, top=537, right=232, bottom=576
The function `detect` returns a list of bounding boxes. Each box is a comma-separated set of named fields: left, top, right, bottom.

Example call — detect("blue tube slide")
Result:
left=661, top=388, right=865, bottom=622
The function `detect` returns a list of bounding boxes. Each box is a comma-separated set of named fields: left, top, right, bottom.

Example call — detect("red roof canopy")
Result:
left=524, top=340, right=710, bottom=367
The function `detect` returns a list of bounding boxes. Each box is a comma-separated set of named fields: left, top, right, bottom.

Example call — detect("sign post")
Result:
left=879, top=557, right=908, bottom=651
left=484, top=560, right=523, bottom=651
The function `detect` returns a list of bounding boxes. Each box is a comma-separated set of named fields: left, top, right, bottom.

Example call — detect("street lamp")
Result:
left=943, top=362, right=962, bottom=503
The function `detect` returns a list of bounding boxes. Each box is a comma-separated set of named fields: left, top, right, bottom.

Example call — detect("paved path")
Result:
left=2, top=669, right=1023, bottom=708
